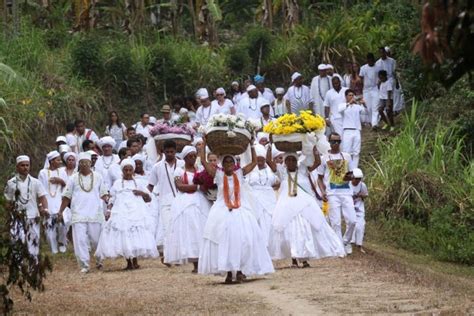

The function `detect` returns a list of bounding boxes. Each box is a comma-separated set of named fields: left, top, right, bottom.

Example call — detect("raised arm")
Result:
left=266, top=143, right=277, bottom=172
left=242, top=145, right=257, bottom=176
left=307, top=146, right=321, bottom=172
left=200, top=135, right=216, bottom=178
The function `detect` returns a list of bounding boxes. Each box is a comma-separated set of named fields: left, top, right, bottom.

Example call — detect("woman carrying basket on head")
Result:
left=198, top=136, right=274, bottom=284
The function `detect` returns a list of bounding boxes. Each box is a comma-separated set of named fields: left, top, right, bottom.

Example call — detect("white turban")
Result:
left=325, top=64, right=334, bottom=70
left=257, top=132, right=269, bottom=142
left=47, top=150, right=60, bottom=162
left=318, top=64, right=326, bottom=71
left=132, top=153, right=146, bottom=164
left=384, top=46, right=391, bottom=53
left=275, top=87, right=285, bottom=95
left=78, top=152, right=91, bottom=162
left=58, top=144, right=71, bottom=154
left=255, top=144, right=266, bottom=158
left=192, top=137, right=203, bottom=146
left=63, top=152, right=77, bottom=162
left=56, top=136, right=67, bottom=143
left=197, top=88, right=209, bottom=100
left=16, top=155, right=30, bottom=165
left=120, top=158, right=135, bottom=171
left=99, top=136, right=116, bottom=149
left=231, top=81, right=239, bottom=86
left=216, top=87, right=226, bottom=96
left=180, top=145, right=197, bottom=159
left=246, top=84, right=257, bottom=92
left=291, top=72, right=302, bottom=82
left=259, top=100, right=270, bottom=109
left=87, top=150, right=98, bottom=157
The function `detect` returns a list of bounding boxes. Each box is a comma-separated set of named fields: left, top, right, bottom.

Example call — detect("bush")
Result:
left=245, top=27, right=274, bottom=74
left=226, top=44, right=251, bottom=75
left=70, top=36, right=104, bottom=84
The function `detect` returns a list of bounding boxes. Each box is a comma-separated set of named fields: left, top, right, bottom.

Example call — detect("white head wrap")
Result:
left=231, top=81, right=239, bottom=86
left=197, top=88, right=209, bottom=100
left=179, top=108, right=189, bottom=115
left=352, top=168, right=364, bottom=178
left=180, top=145, right=197, bottom=160
left=16, top=155, right=30, bottom=165
left=275, top=87, right=285, bottom=95
left=219, top=154, right=235, bottom=165
left=246, top=84, right=257, bottom=92
left=87, top=150, right=98, bottom=157
left=58, top=144, right=71, bottom=154
left=149, top=116, right=157, bottom=124
left=64, top=152, right=77, bottom=162
left=99, top=136, right=116, bottom=149
left=291, top=72, right=302, bottom=82
left=259, top=100, right=270, bottom=109
left=257, top=132, right=269, bottom=142
left=132, top=153, right=146, bottom=164
left=325, top=64, right=334, bottom=70
left=255, top=144, right=266, bottom=158
left=318, top=64, right=326, bottom=71
left=216, top=87, right=226, bottom=96
left=78, top=152, right=91, bottom=162
left=384, top=46, right=391, bottom=54
left=47, top=150, right=60, bottom=161
left=192, top=137, right=203, bottom=146
left=120, top=158, right=135, bottom=171
left=56, top=136, right=67, bottom=143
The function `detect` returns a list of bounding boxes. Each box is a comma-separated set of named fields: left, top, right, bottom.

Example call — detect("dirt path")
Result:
left=12, top=246, right=473, bottom=315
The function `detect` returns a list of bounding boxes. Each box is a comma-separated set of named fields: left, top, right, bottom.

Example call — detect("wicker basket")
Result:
left=206, top=127, right=251, bottom=156
left=154, top=134, right=192, bottom=153
left=273, top=133, right=305, bottom=152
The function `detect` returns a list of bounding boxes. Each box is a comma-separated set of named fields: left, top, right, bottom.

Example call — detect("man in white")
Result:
left=133, top=113, right=151, bottom=138
left=95, top=136, right=120, bottom=189
left=317, top=133, right=356, bottom=254
left=254, top=74, right=275, bottom=103
left=237, top=85, right=268, bottom=119
left=326, top=64, right=343, bottom=83
left=195, top=88, right=220, bottom=126
left=350, top=168, right=368, bottom=253
left=74, top=119, right=99, bottom=153
left=38, top=151, right=68, bottom=254
left=324, top=76, right=348, bottom=136
left=147, top=140, right=184, bottom=261
left=310, top=64, right=332, bottom=116
left=359, top=53, right=380, bottom=128
left=59, top=152, right=108, bottom=273
left=4, top=155, right=49, bottom=258
left=376, top=46, right=396, bottom=80
left=338, top=89, right=367, bottom=168
left=285, top=72, right=313, bottom=114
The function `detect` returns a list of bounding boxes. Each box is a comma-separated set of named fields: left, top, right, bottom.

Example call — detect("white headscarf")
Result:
left=255, top=144, right=267, bottom=158
left=64, top=152, right=77, bottom=162
left=180, top=145, right=197, bottom=160
left=132, top=153, right=146, bottom=164
left=120, top=158, right=135, bottom=171
left=318, top=64, right=326, bottom=71
left=99, top=136, right=116, bottom=149
left=291, top=72, right=302, bottom=83
left=283, top=152, right=298, bottom=161
left=58, top=144, right=71, bottom=154
left=275, top=87, right=285, bottom=95
left=78, top=152, right=91, bottom=162
left=16, top=155, right=30, bottom=165
left=246, top=84, right=257, bottom=92
left=215, top=87, right=226, bottom=96
left=47, top=150, right=60, bottom=162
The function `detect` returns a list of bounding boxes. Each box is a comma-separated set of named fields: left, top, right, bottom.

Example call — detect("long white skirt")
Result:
left=269, top=209, right=345, bottom=260
left=198, top=206, right=274, bottom=276
left=249, top=186, right=276, bottom=247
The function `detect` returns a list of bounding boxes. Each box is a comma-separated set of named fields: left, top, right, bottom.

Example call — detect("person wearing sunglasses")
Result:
left=211, top=87, right=236, bottom=115
left=316, top=133, right=356, bottom=255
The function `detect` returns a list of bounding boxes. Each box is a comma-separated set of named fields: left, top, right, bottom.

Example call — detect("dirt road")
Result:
left=12, top=244, right=473, bottom=315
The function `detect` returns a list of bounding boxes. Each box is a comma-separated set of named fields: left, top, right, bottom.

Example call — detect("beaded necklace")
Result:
left=248, top=97, right=258, bottom=111
left=101, top=155, right=114, bottom=169
left=78, top=172, right=94, bottom=192
left=318, top=76, right=331, bottom=100
left=121, top=177, right=137, bottom=190
left=287, top=168, right=298, bottom=197
left=47, top=169, right=60, bottom=198
left=15, top=175, right=31, bottom=205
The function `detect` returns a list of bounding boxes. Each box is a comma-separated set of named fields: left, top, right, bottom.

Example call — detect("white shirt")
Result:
left=379, top=79, right=393, bottom=100
left=106, top=162, right=122, bottom=190
left=317, top=152, right=353, bottom=196
left=324, top=87, right=348, bottom=119
left=342, top=74, right=351, bottom=88
left=133, top=122, right=151, bottom=138
left=260, top=87, right=275, bottom=104
left=359, top=64, right=379, bottom=91
left=148, top=159, right=185, bottom=205
left=75, top=129, right=99, bottom=153
left=38, top=168, right=68, bottom=214
left=95, top=154, right=120, bottom=189
left=350, top=181, right=368, bottom=212
left=272, top=98, right=288, bottom=117
left=310, top=76, right=332, bottom=106
left=4, top=174, right=47, bottom=219
left=66, top=133, right=77, bottom=151
left=236, top=96, right=267, bottom=119
left=211, top=99, right=235, bottom=115
left=284, top=85, right=313, bottom=114
left=63, top=171, right=108, bottom=223
left=195, top=103, right=220, bottom=126
left=375, top=57, right=396, bottom=79
left=338, top=103, right=366, bottom=130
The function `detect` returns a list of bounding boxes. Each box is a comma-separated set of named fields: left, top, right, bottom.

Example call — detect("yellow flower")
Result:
left=47, top=88, right=55, bottom=96
left=21, top=98, right=32, bottom=105
left=38, top=111, right=45, bottom=119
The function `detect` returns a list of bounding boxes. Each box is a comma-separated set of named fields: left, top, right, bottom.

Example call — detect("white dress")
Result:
left=269, top=165, right=345, bottom=260
left=247, top=166, right=278, bottom=247
left=164, top=169, right=211, bottom=264
left=199, top=169, right=274, bottom=276
left=95, top=179, right=158, bottom=259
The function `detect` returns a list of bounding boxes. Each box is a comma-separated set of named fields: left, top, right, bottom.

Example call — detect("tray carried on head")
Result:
left=206, top=127, right=251, bottom=156
left=154, top=133, right=192, bottom=153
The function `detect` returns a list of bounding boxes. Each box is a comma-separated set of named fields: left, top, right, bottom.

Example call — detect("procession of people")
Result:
left=5, top=48, right=397, bottom=283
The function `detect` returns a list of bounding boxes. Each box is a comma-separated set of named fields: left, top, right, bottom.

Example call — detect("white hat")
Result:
left=275, top=87, right=285, bottom=95
left=257, top=132, right=269, bottom=141
left=384, top=46, right=391, bottom=53
left=352, top=168, right=364, bottom=178
left=215, top=87, right=226, bottom=96
left=47, top=150, right=60, bottom=161
left=63, top=152, right=77, bottom=162
left=179, top=108, right=189, bottom=115
left=259, top=100, right=270, bottom=109
left=231, top=81, right=239, bottom=86
left=58, top=144, right=71, bottom=154
left=255, top=144, right=267, bottom=158
left=99, top=136, right=116, bottom=149
left=291, top=72, right=302, bottom=82
left=16, top=155, right=30, bottom=165
left=120, top=158, right=135, bottom=170
left=246, top=84, right=257, bottom=92
left=197, top=88, right=209, bottom=100
left=149, top=116, right=157, bottom=124
left=78, top=152, right=91, bottom=162
left=318, top=64, right=326, bottom=71
left=325, top=64, right=334, bottom=70
left=132, top=153, right=146, bottom=164
left=180, top=145, right=197, bottom=159
left=56, top=136, right=67, bottom=143
left=86, top=150, right=98, bottom=157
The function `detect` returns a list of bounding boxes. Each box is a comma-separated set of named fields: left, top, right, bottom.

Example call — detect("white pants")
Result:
left=328, top=195, right=356, bottom=245
left=72, top=222, right=102, bottom=269
left=156, top=203, right=172, bottom=250
left=44, top=215, right=68, bottom=254
left=330, top=117, right=343, bottom=137
left=341, top=129, right=361, bottom=169
left=11, top=218, right=40, bottom=258
left=351, top=211, right=366, bottom=246
left=363, top=89, right=380, bottom=127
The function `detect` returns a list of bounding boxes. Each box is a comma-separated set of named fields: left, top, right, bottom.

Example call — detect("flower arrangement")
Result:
left=263, top=111, right=325, bottom=135
left=150, top=122, right=195, bottom=137
left=200, top=114, right=261, bottom=135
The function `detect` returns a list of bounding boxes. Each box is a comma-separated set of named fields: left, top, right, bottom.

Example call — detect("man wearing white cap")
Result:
left=236, top=85, right=269, bottom=119
left=95, top=136, right=120, bottom=189
left=284, top=72, right=313, bottom=114
left=58, top=152, right=109, bottom=273
left=271, top=87, right=290, bottom=118
left=350, top=168, right=368, bottom=253
left=211, top=87, right=236, bottom=115
left=38, top=151, right=68, bottom=254
left=195, top=88, right=220, bottom=126
left=324, top=76, right=348, bottom=136
left=310, top=64, right=332, bottom=116
left=326, top=64, right=344, bottom=84
left=4, top=155, right=49, bottom=258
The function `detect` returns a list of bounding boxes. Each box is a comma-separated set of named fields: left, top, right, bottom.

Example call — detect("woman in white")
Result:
left=272, top=87, right=290, bottom=118
left=96, top=159, right=158, bottom=270
left=164, top=146, right=211, bottom=272
left=198, top=138, right=274, bottom=283
left=266, top=147, right=345, bottom=268
left=38, top=151, right=68, bottom=254
left=246, top=145, right=278, bottom=247
left=104, top=111, right=127, bottom=152
left=211, top=87, right=236, bottom=115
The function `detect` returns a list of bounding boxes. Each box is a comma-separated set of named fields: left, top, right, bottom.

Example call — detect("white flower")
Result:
left=236, top=121, right=245, bottom=128
left=198, top=125, right=207, bottom=134
left=229, top=115, right=237, bottom=124
left=227, top=131, right=236, bottom=138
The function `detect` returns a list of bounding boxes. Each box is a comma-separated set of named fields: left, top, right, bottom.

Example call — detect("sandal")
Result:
left=224, top=272, right=233, bottom=284
left=302, top=261, right=310, bottom=268
left=236, top=272, right=244, bottom=284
